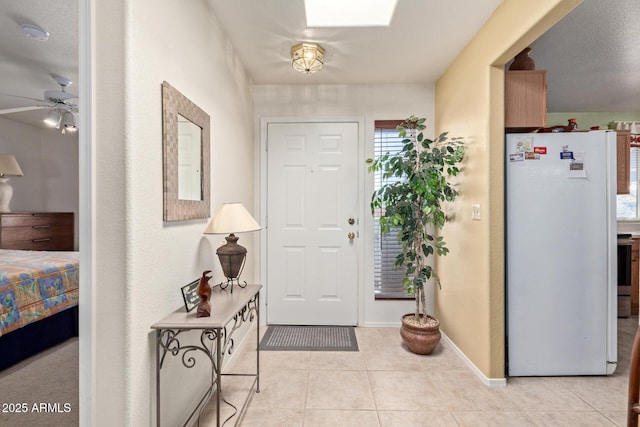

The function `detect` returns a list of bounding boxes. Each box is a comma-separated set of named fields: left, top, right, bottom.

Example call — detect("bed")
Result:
left=0, top=249, right=79, bottom=370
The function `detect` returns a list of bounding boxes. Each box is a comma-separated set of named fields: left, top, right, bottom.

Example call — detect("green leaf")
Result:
left=368, top=115, right=464, bottom=296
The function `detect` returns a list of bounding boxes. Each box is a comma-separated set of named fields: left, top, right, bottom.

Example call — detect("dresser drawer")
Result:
left=0, top=236, right=73, bottom=251
left=0, top=213, right=73, bottom=228
left=1, top=225, right=72, bottom=246
left=0, top=212, right=74, bottom=251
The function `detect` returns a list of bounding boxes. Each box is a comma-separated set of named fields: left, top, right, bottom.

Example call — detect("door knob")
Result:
left=348, top=218, right=355, bottom=225
left=348, top=232, right=355, bottom=240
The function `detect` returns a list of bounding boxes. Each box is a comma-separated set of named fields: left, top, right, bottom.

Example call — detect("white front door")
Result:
left=267, top=122, right=359, bottom=325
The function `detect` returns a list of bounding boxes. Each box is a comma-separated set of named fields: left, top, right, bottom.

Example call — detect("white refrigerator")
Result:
left=506, top=130, right=617, bottom=376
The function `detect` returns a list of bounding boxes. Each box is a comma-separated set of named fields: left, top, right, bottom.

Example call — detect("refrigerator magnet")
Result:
left=524, top=152, right=540, bottom=160
left=567, top=152, right=587, bottom=178
left=533, top=147, right=547, bottom=155
left=560, top=151, right=574, bottom=160
left=509, top=152, right=525, bottom=162
left=515, top=136, right=533, bottom=153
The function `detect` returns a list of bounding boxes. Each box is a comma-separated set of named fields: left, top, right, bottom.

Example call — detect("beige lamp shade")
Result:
left=0, top=155, right=24, bottom=177
left=204, top=203, right=261, bottom=234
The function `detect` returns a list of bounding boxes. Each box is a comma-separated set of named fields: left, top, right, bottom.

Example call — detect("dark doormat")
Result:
left=259, top=325, right=359, bottom=351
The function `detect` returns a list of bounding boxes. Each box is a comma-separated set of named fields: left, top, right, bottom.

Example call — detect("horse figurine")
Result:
left=196, top=270, right=212, bottom=318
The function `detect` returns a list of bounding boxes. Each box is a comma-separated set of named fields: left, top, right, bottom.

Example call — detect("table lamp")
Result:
left=204, top=203, right=261, bottom=291
left=0, top=155, right=24, bottom=213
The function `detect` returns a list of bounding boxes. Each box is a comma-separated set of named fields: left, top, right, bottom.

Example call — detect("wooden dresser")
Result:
left=0, top=212, right=74, bottom=251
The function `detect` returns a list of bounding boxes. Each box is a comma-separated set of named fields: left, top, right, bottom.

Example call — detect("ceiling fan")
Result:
left=0, top=76, right=79, bottom=133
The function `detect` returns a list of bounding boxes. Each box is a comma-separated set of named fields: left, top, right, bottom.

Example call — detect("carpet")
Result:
left=259, top=325, right=358, bottom=351
left=0, top=338, right=78, bottom=427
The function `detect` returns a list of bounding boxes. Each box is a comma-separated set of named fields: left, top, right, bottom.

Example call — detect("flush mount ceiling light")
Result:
left=291, top=42, right=325, bottom=74
left=21, top=23, right=49, bottom=41
left=304, top=0, right=398, bottom=27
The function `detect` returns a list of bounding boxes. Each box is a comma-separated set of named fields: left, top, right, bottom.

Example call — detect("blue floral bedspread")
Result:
left=0, top=250, right=79, bottom=337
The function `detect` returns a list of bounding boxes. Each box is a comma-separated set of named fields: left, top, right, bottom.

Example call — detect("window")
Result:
left=373, top=120, right=411, bottom=299
left=617, top=135, right=640, bottom=219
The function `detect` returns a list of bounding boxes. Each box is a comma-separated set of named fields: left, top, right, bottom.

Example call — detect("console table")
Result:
left=151, top=284, right=261, bottom=427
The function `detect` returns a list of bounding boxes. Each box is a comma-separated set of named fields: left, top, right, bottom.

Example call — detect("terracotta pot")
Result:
left=400, top=313, right=441, bottom=355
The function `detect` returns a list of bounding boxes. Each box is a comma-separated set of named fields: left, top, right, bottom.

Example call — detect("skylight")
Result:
left=304, top=0, right=398, bottom=27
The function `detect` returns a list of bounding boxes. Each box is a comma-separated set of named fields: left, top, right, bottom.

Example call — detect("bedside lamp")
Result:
left=204, top=203, right=261, bottom=291
left=0, top=155, right=24, bottom=213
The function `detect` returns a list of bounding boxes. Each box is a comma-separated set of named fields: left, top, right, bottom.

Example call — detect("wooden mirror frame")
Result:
left=162, top=81, right=211, bottom=221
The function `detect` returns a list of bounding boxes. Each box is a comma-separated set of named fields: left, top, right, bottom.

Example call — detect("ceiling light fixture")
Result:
left=44, top=109, right=62, bottom=128
left=62, top=111, right=78, bottom=133
left=291, top=42, right=325, bottom=74
left=21, top=23, right=49, bottom=41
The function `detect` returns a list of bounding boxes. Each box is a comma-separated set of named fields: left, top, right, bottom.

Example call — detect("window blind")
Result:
left=373, top=121, right=411, bottom=299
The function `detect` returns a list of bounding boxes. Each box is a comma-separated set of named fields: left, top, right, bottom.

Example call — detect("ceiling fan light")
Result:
left=21, top=23, right=49, bottom=41
left=44, top=109, right=61, bottom=128
left=62, top=111, right=77, bottom=132
left=291, top=42, right=325, bottom=74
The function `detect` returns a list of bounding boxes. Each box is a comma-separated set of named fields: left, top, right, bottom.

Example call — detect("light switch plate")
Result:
left=471, top=204, right=481, bottom=221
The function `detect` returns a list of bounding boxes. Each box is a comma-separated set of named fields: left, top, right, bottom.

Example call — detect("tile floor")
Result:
left=199, top=316, right=637, bottom=426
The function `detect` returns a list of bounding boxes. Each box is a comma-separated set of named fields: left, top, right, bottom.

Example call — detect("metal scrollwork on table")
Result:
left=158, top=292, right=259, bottom=370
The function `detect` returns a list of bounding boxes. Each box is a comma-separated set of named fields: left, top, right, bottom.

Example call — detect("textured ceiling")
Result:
left=531, top=0, right=640, bottom=112
left=0, top=0, right=637, bottom=131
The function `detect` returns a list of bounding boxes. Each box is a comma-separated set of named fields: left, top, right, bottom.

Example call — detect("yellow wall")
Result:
left=434, top=0, right=581, bottom=379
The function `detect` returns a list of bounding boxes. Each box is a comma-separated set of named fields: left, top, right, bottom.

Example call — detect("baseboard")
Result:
left=440, top=331, right=507, bottom=387
left=362, top=321, right=402, bottom=327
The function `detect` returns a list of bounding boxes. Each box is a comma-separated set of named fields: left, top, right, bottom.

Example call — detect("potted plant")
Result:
left=367, top=115, right=464, bottom=354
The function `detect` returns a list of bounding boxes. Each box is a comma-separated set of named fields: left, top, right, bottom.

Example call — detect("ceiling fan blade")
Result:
left=2, top=94, right=48, bottom=103
left=44, top=90, right=77, bottom=102
left=0, top=105, right=49, bottom=115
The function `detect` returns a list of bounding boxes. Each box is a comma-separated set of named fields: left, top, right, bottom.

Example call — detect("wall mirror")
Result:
left=162, top=81, right=210, bottom=221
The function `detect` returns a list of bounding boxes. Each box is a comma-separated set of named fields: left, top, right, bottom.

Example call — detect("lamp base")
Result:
left=218, top=278, right=247, bottom=293
left=216, top=233, right=248, bottom=293
left=0, top=178, right=14, bottom=213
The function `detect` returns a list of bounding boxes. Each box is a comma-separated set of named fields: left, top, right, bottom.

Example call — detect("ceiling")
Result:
left=0, top=0, right=78, bottom=129
left=206, top=0, right=503, bottom=85
left=0, top=0, right=637, bottom=130
left=531, top=0, right=640, bottom=112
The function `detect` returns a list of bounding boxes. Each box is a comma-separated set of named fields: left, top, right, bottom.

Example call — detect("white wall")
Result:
left=254, top=84, right=435, bottom=326
left=0, top=117, right=79, bottom=248
left=92, top=0, right=255, bottom=425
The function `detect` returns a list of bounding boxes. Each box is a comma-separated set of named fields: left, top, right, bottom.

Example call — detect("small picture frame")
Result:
left=181, top=279, right=200, bottom=312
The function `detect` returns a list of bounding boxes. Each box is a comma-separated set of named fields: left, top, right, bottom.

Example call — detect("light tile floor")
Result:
left=199, top=316, right=637, bottom=426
